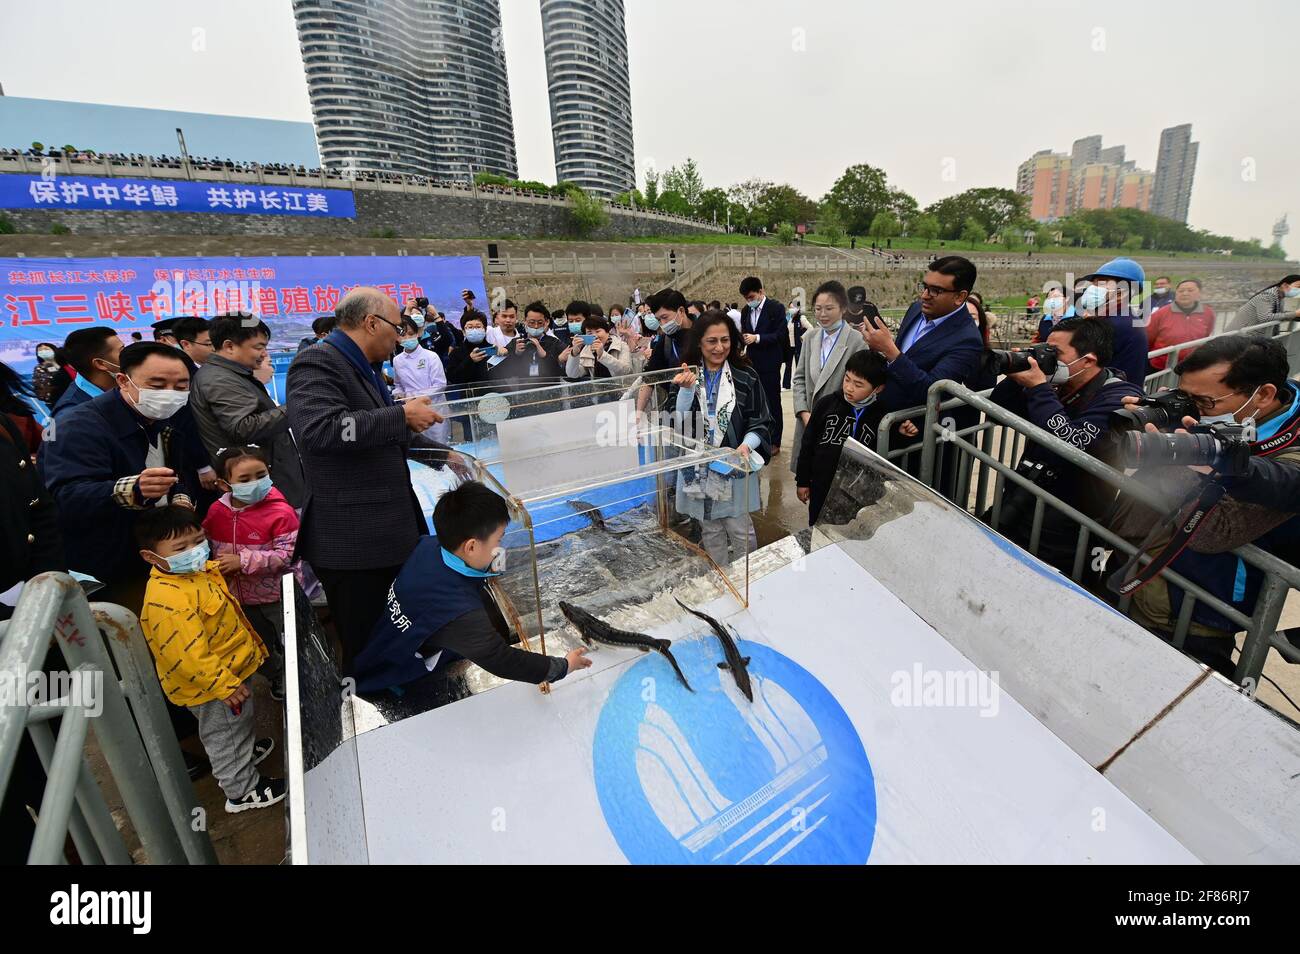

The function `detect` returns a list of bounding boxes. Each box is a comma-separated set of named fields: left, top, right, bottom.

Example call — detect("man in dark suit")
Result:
left=860, top=256, right=985, bottom=497
left=739, top=277, right=788, bottom=453
left=286, top=287, right=443, bottom=672
left=863, top=256, right=984, bottom=412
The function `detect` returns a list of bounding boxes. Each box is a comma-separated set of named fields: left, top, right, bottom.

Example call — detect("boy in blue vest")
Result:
left=353, top=481, right=591, bottom=694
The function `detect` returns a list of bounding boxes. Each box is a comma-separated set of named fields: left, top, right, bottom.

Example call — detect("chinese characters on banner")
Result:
left=0, top=256, right=487, bottom=364
left=0, top=175, right=357, bottom=218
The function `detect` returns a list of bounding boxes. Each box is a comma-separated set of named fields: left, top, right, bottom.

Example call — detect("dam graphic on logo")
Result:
left=593, top=638, right=876, bottom=865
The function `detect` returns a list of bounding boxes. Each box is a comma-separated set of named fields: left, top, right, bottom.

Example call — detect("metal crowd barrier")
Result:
left=0, top=573, right=217, bottom=864
left=885, top=381, right=1300, bottom=688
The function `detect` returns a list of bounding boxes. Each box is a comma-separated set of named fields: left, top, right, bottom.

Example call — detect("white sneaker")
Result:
left=225, top=777, right=286, bottom=814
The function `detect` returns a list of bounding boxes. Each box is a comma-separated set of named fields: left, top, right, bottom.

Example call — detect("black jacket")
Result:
left=285, top=338, right=426, bottom=571
left=445, top=342, right=491, bottom=387
left=739, top=300, right=788, bottom=375
left=0, top=414, right=63, bottom=593
left=796, top=393, right=887, bottom=521
left=492, top=335, right=565, bottom=382
left=672, top=362, right=775, bottom=457
left=38, top=390, right=197, bottom=585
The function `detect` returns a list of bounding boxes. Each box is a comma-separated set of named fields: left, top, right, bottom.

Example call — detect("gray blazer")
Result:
left=789, top=324, right=867, bottom=472
left=285, top=341, right=426, bottom=571
left=189, top=354, right=306, bottom=508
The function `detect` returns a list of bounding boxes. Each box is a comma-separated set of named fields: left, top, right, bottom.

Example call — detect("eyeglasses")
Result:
left=368, top=314, right=402, bottom=334
left=1171, top=388, right=1236, bottom=414
left=917, top=281, right=957, bottom=298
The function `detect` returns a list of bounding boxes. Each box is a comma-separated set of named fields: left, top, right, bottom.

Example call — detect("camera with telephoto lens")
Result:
left=1118, top=421, right=1253, bottom=475
left=1108, top=390, right=1201, bottom=433
left=989, top=343, right=1059, bottom=377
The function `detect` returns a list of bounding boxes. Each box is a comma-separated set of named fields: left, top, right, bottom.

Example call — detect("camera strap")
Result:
left=1107, top=479, right=1227, bottom=597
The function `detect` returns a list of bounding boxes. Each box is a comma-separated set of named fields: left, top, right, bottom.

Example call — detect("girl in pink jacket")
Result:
left=202, top=445, right=305, bottom=700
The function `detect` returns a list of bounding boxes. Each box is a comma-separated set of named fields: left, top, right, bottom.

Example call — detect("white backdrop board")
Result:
left=348, top=546, right=1197, bottom=864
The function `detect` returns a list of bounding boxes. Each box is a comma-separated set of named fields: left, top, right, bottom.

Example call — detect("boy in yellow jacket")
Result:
left=135, top=505, right=286, bottom=814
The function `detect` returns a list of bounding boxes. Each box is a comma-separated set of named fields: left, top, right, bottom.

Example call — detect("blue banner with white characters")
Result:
left=0, top=174, right=355, bottom=218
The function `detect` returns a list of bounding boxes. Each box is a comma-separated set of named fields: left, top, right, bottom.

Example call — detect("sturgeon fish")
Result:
left=675, top=597, right=753, bottom=702
left=566, top=499, right=635, bottom=535
left=558, top=601, right=692, bottom=692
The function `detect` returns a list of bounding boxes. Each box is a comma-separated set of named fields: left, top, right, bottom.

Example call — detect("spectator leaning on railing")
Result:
left=1107, top=335, right=1300, bottom=676
left=1145, top=279, right=1216, bottom=372
left=988, top=317, right=1143, bottom=573
left=1225, top=274, right=1300, bottom=335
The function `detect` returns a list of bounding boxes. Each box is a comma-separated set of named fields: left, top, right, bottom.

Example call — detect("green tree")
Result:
left=474, top=171, right=509, bottom=187
left=727, top=178, right=772, bottom=232
left=818, top=204, right=846, bottom=247
left=912, top=213, right=941, bottom=247
left=661, top=158, right=705, bottom=211
left=960, top=216, right=988, bottom=248
left=776, top=222, right=796, bottom=246
left=643, top=170, right=660, bottom=208
left=550, top=180, right=582, bottom=197
left=696, top=187, right=730, bottom=223
left=868, top=211, right=901, bottom=240
left=924, top=188, right=1028, bottom=240
left=755, top=183, right=817, bottom=231
left=568, top=188, right=610, bottom=237
left=821, top=163, right=892, bottom=235
left=655, top=189, right=692, bottom=216
left=1122, top=234, right=1144, bottom=251
left=888, top=188, right=919, bottom=232
left=613, top=189, right=645, bottom=208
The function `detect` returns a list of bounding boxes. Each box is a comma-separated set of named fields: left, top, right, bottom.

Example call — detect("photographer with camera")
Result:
left=1107, top=335, right=1300, bottom=675
left=988, top=317, right=1143, bottom=572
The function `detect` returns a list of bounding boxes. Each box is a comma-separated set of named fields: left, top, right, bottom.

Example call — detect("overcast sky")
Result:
left=0, top=0, right=1294, bottom=256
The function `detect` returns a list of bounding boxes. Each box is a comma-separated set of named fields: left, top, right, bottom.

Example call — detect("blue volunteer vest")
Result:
left=353, top=536, right=487, bottom=693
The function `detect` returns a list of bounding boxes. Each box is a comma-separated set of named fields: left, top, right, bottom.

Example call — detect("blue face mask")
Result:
left=1285, top=287, right=1300, bottom=299
left=441, top=546, right=501, bottom=578
left=401, top=338, right=420, bottom=351
left=411, top=315, right=425, bottom=327
left=824, top=319, right=844, bottom=334
left=661, top=319, right=680, bottom=336
left=568, top=321, right=584, bottom=335
left=465, top=328, right=486, bottom=343
left=231, top=475, right=273, bottom=504
left=643, top=316, right=660, bottom=332
left=163, top=540, right=210, bottom=575
left=526, top=325, right=545, bottom=338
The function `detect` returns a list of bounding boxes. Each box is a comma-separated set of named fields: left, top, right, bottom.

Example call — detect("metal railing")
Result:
left=485, top=251, right=678, bottom=277
left=866, top=319, right=1300, bottom=689
left=877, top=380, right=1300, bottom=688
left=0, top=154, right=723, bottom=231
left=0, top=573, right=217, bottom=864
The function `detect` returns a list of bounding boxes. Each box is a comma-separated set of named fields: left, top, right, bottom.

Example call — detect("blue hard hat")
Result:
left=1085, top=257, right=1145, bottom=284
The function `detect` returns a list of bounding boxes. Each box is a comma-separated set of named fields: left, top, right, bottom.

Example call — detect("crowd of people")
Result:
left=3, top=255, right=1300, bottom=847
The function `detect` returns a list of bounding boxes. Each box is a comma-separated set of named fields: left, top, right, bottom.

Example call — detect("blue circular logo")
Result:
left=593, top=638, right=876, bottom=865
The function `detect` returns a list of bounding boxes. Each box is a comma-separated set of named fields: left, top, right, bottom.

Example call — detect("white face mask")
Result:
left=1051, top=355, right=1087, bottom=387
left=1078, top=284, right=1109, bottom=311
left=126, top=379, right=189, bottom=420
left=1200, top=387, right=1260, bottom=427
